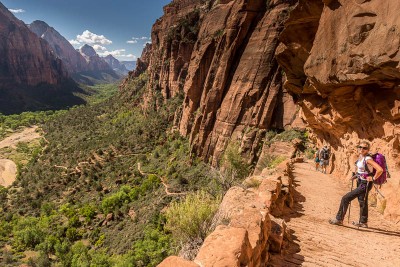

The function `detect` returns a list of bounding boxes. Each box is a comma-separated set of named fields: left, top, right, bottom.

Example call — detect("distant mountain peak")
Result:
left=80, top=44, right=97, bottom=57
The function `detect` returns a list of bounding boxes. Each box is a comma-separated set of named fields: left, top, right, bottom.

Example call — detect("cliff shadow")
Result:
left=0, top=79, right=87, bottom=114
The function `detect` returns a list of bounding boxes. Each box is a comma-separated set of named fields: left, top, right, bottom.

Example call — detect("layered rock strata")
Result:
left=0, top=3, right=67, bottom=87
left=0, top=3, right=84, bottom=114
left=276, top=0, right=400, bottom=221
left=159, top=158, right=297, bottom=267
left=122, top=0, right=304, bottom=166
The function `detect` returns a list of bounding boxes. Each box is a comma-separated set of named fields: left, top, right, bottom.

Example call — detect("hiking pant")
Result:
left=336, top=179, right=373, bottom=223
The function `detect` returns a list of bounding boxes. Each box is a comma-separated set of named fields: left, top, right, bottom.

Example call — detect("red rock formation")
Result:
left=159, top=159, right=297, bottom=267
left=0, top=2, right=86, bottom=114
left=277, top=0, right=400, bottom=221
left=121, top=0, right=304, bottom=166
left=0, top=3, right=67, bottom=87
left=132, top=43, right=152, bottom=78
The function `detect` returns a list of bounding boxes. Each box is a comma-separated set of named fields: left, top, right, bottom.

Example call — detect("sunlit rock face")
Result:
left=122, top=0, right=304, bottom=166
left=277, top=0, right=400, bottom=221
left=0, top=3, right=67, bottom=87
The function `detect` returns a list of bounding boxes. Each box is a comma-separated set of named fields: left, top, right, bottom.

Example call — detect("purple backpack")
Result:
left=363, top=153, right=391, bottom=185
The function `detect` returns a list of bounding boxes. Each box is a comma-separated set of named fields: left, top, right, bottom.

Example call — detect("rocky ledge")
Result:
left=159, top=157, right=300, bottom=266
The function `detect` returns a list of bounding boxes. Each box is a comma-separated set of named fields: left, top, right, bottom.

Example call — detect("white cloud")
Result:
left=143, top=41, right=152, bottom=47
left=127, top=36, right=150, bottom=44
left=69, top=39, right=80, bottom=45
left=98, top=49, right=137, bottom=60
left=98, top=49, right=126, bottom=57
left=125, top=54, right=137, bottom=60
left=93, top=44, right=107, bottom=51
left=9, top=8, right=25, bottom=13
left=76, top=30, right=112, bottom=45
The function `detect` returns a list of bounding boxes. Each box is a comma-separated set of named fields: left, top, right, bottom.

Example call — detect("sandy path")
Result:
left=0, top=159, right=17, bottom=187
left=0, top=126, right=41, bottom=187
left=0, top=126, right=41, bottom=149
left=272, top=162, right=400, bottom=267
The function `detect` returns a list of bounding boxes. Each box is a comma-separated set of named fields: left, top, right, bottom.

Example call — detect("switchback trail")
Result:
left=271, top=162, right=400, bottom=267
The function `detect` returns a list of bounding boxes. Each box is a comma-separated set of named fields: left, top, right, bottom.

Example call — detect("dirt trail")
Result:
left=0, top=126, right=41, bottom=187
left=272, top=162, right=400, bottom=267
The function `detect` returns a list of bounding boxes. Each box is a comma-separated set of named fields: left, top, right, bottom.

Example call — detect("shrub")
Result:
left=273, top=129, right=304, bottom=142
left=257, top=155, right=287, bottom=171
left=165, top=191, right=221, bottom=244
left=219, top=141, right=251, bottom=190
left=80, top=204, right=97, bottom=223
left=243, top=178, right=262, bottom=189
left=13, top=217, right=45, bottom=250
left=131, top=227, right=173, bottom=267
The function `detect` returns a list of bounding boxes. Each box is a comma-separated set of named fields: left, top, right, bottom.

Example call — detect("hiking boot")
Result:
left=352, top=221, right=368, bottom=228
left=329, top=218, right=343, bottom=226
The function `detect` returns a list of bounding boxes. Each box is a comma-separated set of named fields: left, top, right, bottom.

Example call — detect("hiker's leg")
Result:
left=358, top=182, right=373, bottom=223
left=336, top=185, right=364, bottom=221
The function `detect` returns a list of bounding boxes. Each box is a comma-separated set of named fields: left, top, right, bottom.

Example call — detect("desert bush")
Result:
left=165, top=191, right=221, bottom=244
left=219, top=141, right=251, bottom=190
left=243, top=178, right=262, bottom=189
left=131, top=227, right=173, bottom=267
left=257, top=154, right=287, bottom=171
left=12, top=217, right=45, bottom=250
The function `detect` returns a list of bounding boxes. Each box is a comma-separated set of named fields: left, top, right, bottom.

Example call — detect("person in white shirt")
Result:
left=328, top=141, right=383, bottom=228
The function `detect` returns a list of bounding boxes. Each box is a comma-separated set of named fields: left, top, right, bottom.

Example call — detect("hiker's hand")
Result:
left=367, top=176, right=373, bottom=182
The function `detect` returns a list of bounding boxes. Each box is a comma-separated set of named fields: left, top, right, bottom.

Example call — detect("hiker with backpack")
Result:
left=319, top=145, right=330, bottom=174
left=313, top=149, right=320, bottom=171
left=329, top=141, right=384, bottom=228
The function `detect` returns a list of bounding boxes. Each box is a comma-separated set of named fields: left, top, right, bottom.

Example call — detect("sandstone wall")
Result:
left=277, top=0, right=400, bottom=222
left=121, top=0, right=304, bottom=166
left=0, top=3, right=67, bottom=87
left=159, top=158, right=299, bottom=267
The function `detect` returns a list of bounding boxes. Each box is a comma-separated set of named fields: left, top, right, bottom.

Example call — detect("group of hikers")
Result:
left=313, top=145, right=331, bottom=174
left=313, top=141, right=389, bottom=228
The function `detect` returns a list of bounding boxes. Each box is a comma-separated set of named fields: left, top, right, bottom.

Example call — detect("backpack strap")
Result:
left=363, top=153, right=373, bottom=176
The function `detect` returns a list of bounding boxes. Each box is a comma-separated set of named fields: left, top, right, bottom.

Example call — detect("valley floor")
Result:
left=271, top=162, right=400, bottom=267
left=0, top=126, right=41, bottom=187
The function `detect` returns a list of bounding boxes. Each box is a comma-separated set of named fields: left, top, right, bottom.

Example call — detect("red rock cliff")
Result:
left=123, top=0, right=304, bottom=165
left=277, top=0, right=400, bottom=221
left=0, top=2, right=67, bottom=87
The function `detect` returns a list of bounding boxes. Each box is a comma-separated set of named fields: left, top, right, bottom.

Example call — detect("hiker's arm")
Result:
left=366, top=159, right=383, bottom=182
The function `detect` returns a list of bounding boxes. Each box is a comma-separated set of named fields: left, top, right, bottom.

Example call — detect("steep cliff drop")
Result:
left=277, top=0, right=400, bottom=222
left=0, top=3, right=85, bottom=114
left=121, top=0, right=305, bottom=167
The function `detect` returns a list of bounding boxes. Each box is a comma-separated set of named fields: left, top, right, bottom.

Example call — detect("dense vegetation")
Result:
left=0, top=75, right=229, bottom=266
left=0, top=75, right=308, bottom=266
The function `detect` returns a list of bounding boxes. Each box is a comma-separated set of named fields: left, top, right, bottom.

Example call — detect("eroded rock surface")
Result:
left=277, top=0, right=400, bottom=221
left=121, top=0, right=304, bottom=166
left=159, top=159, right=296, bottom=267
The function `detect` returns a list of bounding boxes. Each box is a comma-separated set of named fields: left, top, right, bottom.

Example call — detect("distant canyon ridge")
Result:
left=0, top=3, right=135, bottom=114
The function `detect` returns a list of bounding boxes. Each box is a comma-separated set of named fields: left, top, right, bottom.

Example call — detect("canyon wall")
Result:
left=0, top=2, right=85, bottom=114
left=122, top=0, right=400, bottom=220
left=122, top=0, right=304, bottom=166
left=277, top=0, right=400, bottom=221
left=0, top=3, right=67, bottom=87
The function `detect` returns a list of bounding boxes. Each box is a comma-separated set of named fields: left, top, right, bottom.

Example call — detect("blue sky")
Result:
left=2, top=0, right=171, bottom=61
